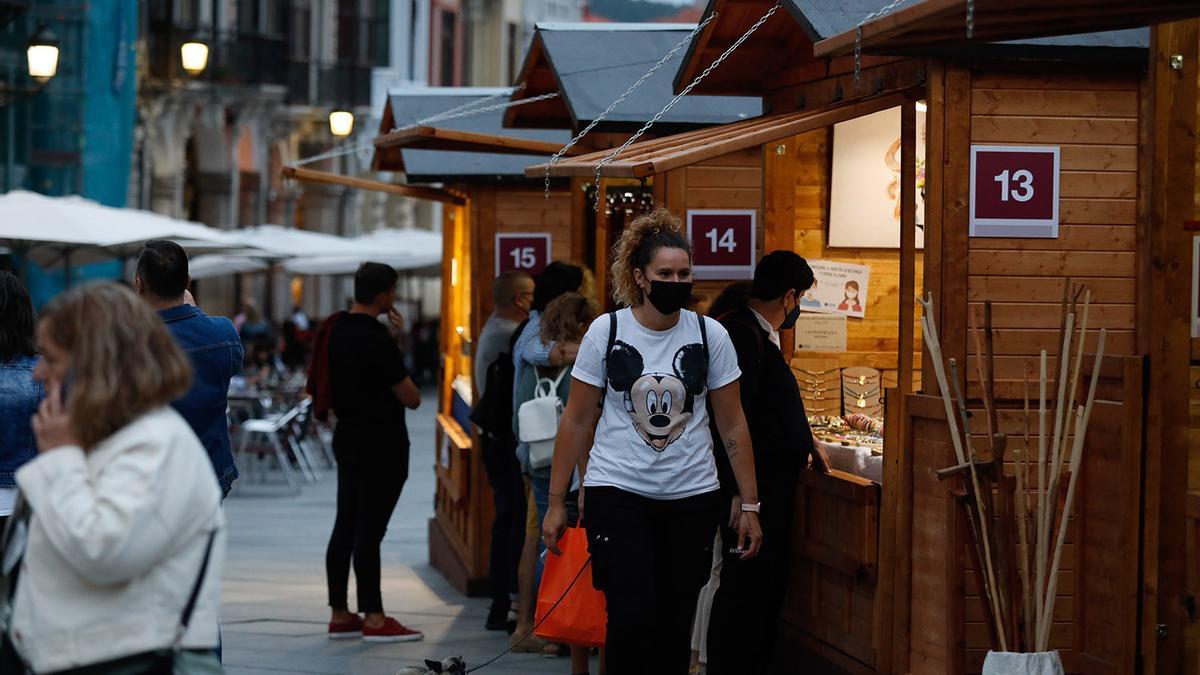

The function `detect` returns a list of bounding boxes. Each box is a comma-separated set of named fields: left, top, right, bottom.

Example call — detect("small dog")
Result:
left=396, top=656, right=466, bottom=674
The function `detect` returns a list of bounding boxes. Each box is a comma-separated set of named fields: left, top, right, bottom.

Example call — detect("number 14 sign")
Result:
left=970, top=145, right=1060, bottom=238
left=687, top=210, right=756, bottom=280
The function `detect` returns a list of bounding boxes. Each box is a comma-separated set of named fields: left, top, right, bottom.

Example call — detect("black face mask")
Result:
left=644, top=280, right=693, bottom=315
left=779, top=292, right=802, bottom=330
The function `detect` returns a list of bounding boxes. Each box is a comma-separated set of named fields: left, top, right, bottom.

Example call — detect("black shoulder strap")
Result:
left=697, top=311, right=709, bottom=353
left=173, top=529, right=217, bottom=650
left=508, top=318, right=531, bottom=353
left=599, top=312, right=617, bottom=409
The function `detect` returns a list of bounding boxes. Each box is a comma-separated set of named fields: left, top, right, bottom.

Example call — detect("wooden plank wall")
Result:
left=954, top=63, right=1143, bottom=673
left=656, top=146, right=765, bottom=305
left=1188, top=40, right=1200, bottom=672
left=781, top=127, right=924, bottom=387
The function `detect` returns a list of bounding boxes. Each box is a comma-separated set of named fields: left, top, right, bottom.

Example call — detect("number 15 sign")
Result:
left=970, top=145, right=1060, bottom=238
left=687, top=210, right=756, bottom=280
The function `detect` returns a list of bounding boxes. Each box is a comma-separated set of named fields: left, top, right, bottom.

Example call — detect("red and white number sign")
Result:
left=495, top=233, right=551, bottom=276
left=970, top=145, right=1060, bottom=238
left=687, top=210, right=756, bottom=280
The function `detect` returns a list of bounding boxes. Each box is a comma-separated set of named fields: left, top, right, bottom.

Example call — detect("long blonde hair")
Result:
left=609, top=207, right=691, bottom=307
left=40, top=283, right=192, bottom=449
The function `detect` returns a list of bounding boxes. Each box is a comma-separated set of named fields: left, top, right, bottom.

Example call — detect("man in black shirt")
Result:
left=707, top=251, right=816, bottom=674
left=325, top=262, right=423, bottom=642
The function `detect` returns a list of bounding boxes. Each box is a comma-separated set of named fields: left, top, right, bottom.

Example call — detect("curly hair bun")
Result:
left=609, top=207, right=691, bottom=308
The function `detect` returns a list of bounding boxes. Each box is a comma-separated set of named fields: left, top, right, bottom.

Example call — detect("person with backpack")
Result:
left=473, top=271, right=534, bottom=632
left=704, top=251, right=816, bottom=675
left=514, top=292, right=599, bottom=675
left=542, top=208, right=763, bottom=675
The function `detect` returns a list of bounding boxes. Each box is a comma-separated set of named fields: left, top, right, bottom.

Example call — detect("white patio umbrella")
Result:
left=0, top=190, right=244, bottom=277
left=188, top=253, right=269, bottom=280
left=282, top=228, right=443, bottom=275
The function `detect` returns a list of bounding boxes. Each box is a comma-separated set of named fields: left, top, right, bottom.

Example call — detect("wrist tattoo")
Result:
left=725, top=439, right=740, bottom=459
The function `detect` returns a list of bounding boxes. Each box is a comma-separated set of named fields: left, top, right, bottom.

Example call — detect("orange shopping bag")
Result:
left=534, top=525, right=607, bottom=648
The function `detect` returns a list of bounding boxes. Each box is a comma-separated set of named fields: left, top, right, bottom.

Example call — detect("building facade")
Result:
left=132, top=0, right=388, bottom=317
left=0, top=0, right=140, bottom=303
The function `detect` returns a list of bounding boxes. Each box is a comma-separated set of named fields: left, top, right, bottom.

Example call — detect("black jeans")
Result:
left=706, top=457, right=802, bottom=675
left=325, top=425, right=409, bottom=614
left=585, top=486, right=723, bottom=675
left=481, top=435, right=526, bottom=611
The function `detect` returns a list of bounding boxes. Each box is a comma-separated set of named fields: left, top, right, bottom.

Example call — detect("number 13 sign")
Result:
left=688, top=210, right=756, bottom=280
left=970, top=145, right=1060, bottom=238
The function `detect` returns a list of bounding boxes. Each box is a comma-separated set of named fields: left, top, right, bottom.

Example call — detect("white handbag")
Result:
left=518, top=367, right=568, bottom=469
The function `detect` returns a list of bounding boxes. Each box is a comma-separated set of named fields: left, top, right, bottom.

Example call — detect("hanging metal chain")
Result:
left=291, top=91, right=561, bottom=168
left=965, top=0, right=975, bottom=39
left=591, top=2, right=783, bottom=209
left=543, top=13, right=718, bottom=199
left=411, top=86, right=519, bottom=128
left=854, top=0, right=914, bottom=85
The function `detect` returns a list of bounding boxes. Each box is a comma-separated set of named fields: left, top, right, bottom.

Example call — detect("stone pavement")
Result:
left=221, top=394, right=589, bottom=674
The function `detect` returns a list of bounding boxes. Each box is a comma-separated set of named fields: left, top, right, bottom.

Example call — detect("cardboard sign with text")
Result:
left=794, top=313, right=848, bottom=352
left=800, top=260, right=871, bottom=319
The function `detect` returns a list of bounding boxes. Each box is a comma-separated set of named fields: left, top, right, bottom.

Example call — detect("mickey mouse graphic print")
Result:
left=572, top=308, right=741, bottom=499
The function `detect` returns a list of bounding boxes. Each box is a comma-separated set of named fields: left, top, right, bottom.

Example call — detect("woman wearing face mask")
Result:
left=838, top=280, right=862, bottom=313
left=542, top=208, right=762, bottom=675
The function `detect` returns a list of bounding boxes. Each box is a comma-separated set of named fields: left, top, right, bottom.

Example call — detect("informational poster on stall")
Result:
left=800, top=260, right=871, bottom=319
left=794, top=314, right=848, bottom=353
left=1193, top=236, right=1199, bottom=338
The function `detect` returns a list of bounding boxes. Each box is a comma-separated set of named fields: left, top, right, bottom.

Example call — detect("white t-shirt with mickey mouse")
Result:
left=572, top=307, right=741, bottom=500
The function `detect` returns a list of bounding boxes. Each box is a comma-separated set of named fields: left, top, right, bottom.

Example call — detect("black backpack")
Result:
left=469, top=319, right=529, bottom=440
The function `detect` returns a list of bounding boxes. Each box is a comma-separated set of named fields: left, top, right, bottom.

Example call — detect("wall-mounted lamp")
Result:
left=329, top=110, right=354, bottom=137
left=26, top=26, right=60, bottom=82
left=180, top=37, right=210, bottom=76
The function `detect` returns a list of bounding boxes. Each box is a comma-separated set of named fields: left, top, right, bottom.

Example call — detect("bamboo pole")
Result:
left=1037, top=330, right=1106, bottom=650
left=1035, top=349, right=1048, bottom=639
left=1020, top=365, right=1035, bottom=650
left=1039, top=312, right=1074, bottom=626
left=948, top=357, right=1007, bottom=651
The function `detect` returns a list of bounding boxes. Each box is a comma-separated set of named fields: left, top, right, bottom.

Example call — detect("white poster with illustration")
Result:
left=829, top=105, right=926, bottom=249
left=800, top=260, right=871, bottom=319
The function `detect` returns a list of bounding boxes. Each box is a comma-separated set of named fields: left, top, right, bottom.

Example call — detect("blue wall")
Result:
left=81, top=0, right=137, bottom=207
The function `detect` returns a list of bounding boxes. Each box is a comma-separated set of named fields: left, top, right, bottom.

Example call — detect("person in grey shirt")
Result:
left=475, top=271, right=533, bottom=398
left=476, top=271, right=533, bottom=631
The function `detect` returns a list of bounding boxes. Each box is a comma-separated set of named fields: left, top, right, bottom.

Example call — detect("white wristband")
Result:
left=739, top=501, right=761, bottom=513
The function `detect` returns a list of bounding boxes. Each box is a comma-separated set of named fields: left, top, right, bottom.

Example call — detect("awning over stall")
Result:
left=813, top=0, right=1195, bottom=58
left=528, top=89, right=919, bottom=179
left=373, top=125, right=582, bottom=158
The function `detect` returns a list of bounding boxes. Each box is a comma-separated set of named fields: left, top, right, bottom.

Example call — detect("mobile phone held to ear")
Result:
left=58, top=371, right=74, bottom=406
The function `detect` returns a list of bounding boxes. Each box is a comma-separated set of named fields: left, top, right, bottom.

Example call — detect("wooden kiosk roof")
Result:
left=372, top=88, right=571, bottom=181
left=506, top=23, right=761, bottom=130
left=527, top=88, right=920, bottom=179
left=813, top=0, right=1197, bottom=57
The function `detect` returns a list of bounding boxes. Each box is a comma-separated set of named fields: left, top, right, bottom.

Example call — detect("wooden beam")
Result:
left=373, top=125, right=578, bottom=157
left=281, top=166, right=467, bottom=206
left=531, top=88, right=923, bottom=179
left=1142, top=18, right=1199, bottom=675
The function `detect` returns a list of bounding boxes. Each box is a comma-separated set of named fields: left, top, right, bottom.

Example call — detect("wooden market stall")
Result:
left=506, top=23, right=764, bottom=305
left=372, top=88, right=576, bottom=595
left=536, top=0, right=1192, bottom=672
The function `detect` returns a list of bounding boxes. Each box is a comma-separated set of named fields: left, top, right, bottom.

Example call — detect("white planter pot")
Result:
left=982, top=651, right=1065, bottom=675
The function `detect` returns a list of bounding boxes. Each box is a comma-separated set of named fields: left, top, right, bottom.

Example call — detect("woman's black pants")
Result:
left=325, top=435, right=409, bottom=614
left=584, top=486, right=723, bottom=675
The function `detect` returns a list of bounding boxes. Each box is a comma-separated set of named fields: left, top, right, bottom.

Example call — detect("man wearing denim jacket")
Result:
left=136, top=240, right=243, bottom=496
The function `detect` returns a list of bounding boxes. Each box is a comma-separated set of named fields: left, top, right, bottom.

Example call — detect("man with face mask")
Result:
left=705, top=250, right=816, bottom=675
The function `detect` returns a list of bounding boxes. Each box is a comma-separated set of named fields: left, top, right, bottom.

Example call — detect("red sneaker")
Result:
left=328, top=614, right=364, bottom=639
left=362, top=617, right=424, bottom=643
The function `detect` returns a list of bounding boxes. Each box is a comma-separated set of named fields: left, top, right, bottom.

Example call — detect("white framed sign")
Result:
left=495, top=233, right=551, bottom=276
left=1192, top=236, right=1199, bottom=338
left=969, top=145, right=1060, bottom=238
left=687, top=209, right=756, bottom=280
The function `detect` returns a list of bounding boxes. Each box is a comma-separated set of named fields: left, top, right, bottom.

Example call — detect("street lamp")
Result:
left=25, top=26, right=59, bottom=83
left=180, top=37, right=210, bottom=77
left=329, top=110, right=354, bottom=137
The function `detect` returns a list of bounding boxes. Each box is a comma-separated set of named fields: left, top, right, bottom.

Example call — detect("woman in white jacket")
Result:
left=3, top=282, right=225, bottom=674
